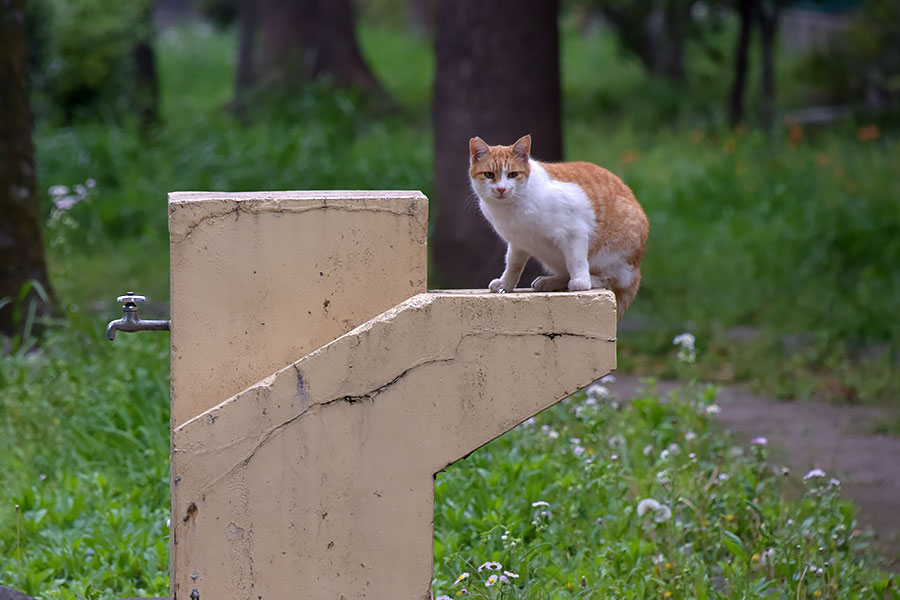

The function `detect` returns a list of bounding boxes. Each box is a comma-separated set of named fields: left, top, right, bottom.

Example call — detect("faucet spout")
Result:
left=105, top=293, right=170, bottom=340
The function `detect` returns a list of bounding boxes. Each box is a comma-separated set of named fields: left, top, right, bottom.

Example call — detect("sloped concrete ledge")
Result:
left=171, top=289, right=616, bottom=600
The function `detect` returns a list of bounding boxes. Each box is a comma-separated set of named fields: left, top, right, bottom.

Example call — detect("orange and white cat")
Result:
left=469, top=134, right=649, bottom=320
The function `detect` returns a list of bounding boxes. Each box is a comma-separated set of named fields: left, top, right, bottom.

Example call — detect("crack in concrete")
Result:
left=171, top=201, right=418, bottom=243
left=187, top=355, right=456, bottom=497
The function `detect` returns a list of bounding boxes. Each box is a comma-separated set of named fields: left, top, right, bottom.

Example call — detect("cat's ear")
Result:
left=469, top=137, right=490, bottom=164
left=512, top=134, right=531, bottom=160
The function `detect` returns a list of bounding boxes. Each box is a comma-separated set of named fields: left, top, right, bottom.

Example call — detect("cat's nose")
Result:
left=495, top=187, right=508, bottom=196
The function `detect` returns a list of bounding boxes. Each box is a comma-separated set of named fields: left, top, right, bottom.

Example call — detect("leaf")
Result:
left=722, top=530, right=748, bottom=563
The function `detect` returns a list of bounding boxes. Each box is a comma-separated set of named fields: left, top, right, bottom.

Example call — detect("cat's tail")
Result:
left=612, top=272, right=641, bottom=321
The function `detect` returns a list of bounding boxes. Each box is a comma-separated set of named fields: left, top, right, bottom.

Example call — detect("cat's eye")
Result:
left=508, top=172, right=519, bottom=178
left=484, top=172, right=495, bottom=179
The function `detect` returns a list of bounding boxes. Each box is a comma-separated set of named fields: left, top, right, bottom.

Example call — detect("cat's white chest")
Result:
left=477, top=162, right=597, bottom=272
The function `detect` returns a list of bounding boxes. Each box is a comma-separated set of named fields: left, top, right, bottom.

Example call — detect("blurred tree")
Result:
left=0, top=0, right=56, bottom=335
left=29, top=0, right=158, bottom=124
left=407, top=0, right=434, bottom=35
left=595, top=0, right=696, bottom=81
left=729, top=0, right=783, bottom=128
left=804, top=0, right=900, bottom=118
left=234, top=0, right=383, bottom=99
left=134, top=0, right=159, bottom=129
left=432, top=0, right=562, bottom=289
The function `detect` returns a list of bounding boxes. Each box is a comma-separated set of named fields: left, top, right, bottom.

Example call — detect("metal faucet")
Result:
left=105, top=293, right=170, bottom=340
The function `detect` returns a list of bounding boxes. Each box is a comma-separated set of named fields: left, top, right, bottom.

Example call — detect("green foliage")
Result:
left=802, top=0, right=900, bottom=120
left=0, top=319, right=170, bottom=599
left=29, top=0, right=150, bottom=121
left=433, top=383, right=896, bottom=598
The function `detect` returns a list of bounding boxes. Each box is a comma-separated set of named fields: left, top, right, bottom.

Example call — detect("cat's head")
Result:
left=468, top=135, right=532, bottom=201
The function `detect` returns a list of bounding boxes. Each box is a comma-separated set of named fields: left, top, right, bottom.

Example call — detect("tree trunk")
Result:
left=133, top=1, right=159, bottom=130
left=729, top=0, right=753, bottom=127
left=236, top=0, right=383, bottom=94
left=407, top=0, right=434, bottom=36
left=233, top=0, right=258, bottom=110
left=0, top=0, right=56, bottom=336
left=758, top=0, right=779, bottom=130
left=432, top=0, right=562, bottom=289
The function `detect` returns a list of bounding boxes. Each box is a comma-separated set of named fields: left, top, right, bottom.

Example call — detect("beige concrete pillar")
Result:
left=168, top=192, right=617, bottom=600
left=168, top=191, right=428, bottom=428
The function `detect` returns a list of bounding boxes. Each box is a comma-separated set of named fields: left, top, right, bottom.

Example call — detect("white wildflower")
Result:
left=504, top=570, right=519, bottom=578
left=573, top=445, right=585, bottom=457
left=600, top=374, right=616, bottom=384
left=585, top=384, right=609, bottom=400
left=660, top=449, right=670, bottom=460
left=751, top=436, right=768, bottom=446
left=637, top=498, right=661, bottom=516
left=637, top=498, right=672, bottom=522
left=643, top=444, right=653, bottom=456
left=548, top=430, right=559, bottom=440
left=685, top=430, right=697, bottom=442
left=673, top=332, right=696, bottom=363
left=705, top=404, right=721, bottom=415
left=437, top=596, right=452, bottom=600
left=531, top=500, right=549, bottom=508
left=667, top=443, right=681, bottom=455
left=454, top=572, right=469, bottom=584
left=486, top=574, right=498, bottom=587
left=804, top=468, right=826, bottom=481
left=608, top=434, right=624, bottom=447
left=828, top=478, right=841, bottom=488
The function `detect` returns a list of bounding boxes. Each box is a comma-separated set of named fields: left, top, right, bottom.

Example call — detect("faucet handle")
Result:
left=117, top=292, right=147, bottom=304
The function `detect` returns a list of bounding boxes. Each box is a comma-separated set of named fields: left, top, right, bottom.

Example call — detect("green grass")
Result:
left=0, top=320, right=170, bottom=599
left=433, top=382, right=896, bottom=599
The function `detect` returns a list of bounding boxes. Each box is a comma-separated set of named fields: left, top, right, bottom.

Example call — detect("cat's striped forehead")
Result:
left=470, top=146, right=528, bottom=173
left=468, top=141, right=530, bottom=177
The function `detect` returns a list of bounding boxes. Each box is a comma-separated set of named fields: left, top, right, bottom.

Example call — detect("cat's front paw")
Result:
left=489, top=278, right=511, bottom=293
left=568, top=277, right=592, bottom=291
left=532, top=275, right=567, bottom=291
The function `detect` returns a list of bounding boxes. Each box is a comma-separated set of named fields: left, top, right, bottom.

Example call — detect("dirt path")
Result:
left=606, top=374, right=900, bottom=566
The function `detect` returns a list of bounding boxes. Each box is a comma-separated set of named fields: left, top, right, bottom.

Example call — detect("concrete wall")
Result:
left=168, top=192, right=617, bottom=600
left=168, top=191, right=428, bottom=428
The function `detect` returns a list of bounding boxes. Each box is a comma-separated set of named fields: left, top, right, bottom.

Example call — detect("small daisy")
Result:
left=600, top=374, right=616, bottom=384
left=585, top=383, right=610, bottom=400
left=751, top=436, right=768, bottom=446
left=478, top=561, right=502, bottom=572
left=531, top=500, right=550, bottom=508
left=504, top=571, right=519, bottom=578
left=437, top=596, right=452, bottom=600
left=705, top=404, right=721, bottom=415
left=685, top=430, right=697, bottom=442
left=454, top=572, right=469, bottom=585
left=486, top=574, right=499, bottom=587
